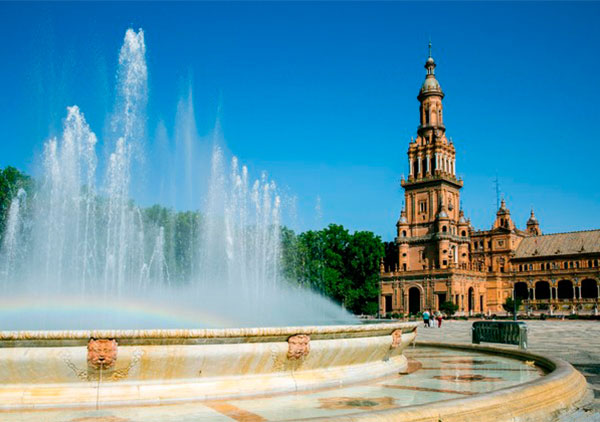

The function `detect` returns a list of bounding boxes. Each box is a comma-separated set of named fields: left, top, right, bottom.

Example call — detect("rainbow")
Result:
left=0, top=294, right=235, bottom=330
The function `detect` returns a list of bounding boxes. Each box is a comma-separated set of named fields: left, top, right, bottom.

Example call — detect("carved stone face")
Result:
left=391, top=329, right=403, bottom=349
left=287, top=334, right=310, bottom=360
left=87, top=338, right=118, bottom=369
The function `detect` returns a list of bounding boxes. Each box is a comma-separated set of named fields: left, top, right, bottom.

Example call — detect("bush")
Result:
left=540, top=313, right=547, bottom=320
left=502, top=297, right=522, bottom=316
left=440, top=301, right=459, bottom=316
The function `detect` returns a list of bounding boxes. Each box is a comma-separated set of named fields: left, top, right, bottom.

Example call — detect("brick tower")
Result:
left=397, top=43, right=469, bottom=273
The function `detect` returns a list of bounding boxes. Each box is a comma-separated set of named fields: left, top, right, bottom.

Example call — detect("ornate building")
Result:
left=379, top=46, right=600, bottom=316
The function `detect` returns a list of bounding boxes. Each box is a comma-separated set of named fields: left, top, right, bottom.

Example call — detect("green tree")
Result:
left=286, top=224, right=384, bottom=316
left=502, top=297, right=522, bottom=317
left=344, top=230, right=384, bottom=314
left=0, top=166, right=33, bottom=238
left=440, top=301, right=459, bottom=316
left=173, top=210, right=200, bottom=282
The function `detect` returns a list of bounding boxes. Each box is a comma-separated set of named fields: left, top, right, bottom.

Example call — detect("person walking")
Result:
left=423, top=310, right=430, bottom=328
left=436, top=311, right=443, bottom=328
left=428, top=310, right=435, bottom=328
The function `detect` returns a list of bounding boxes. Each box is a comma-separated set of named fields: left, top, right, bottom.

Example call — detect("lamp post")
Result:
left=512, top=288, right=517, bottom=321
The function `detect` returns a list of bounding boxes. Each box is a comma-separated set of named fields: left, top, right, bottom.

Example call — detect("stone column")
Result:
left=426, top=154, right=430, bottom=174
left=409, top=158, right=413, bottom=176
left=417, top=155, right=422, bottom=176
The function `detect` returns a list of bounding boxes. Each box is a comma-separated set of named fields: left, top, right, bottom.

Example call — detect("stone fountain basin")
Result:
left=0, top=322, right=417, bottom=409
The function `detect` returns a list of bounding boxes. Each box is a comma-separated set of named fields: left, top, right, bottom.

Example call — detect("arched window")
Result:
left=442, top=226, right=447, bottom=232
left=425, top=108, right=430, bottom=125
left=402, top=230, right=407, bottom=237
left=461, top=230, right=466, bottom=237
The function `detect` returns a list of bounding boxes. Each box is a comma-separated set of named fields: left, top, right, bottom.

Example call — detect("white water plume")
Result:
left=0, top=27, right=355, bottom=329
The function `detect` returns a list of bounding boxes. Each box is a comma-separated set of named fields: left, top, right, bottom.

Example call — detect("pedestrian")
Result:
left=436, top=311, right=443, bottom=328
left=423, top=310, right=430, bottom=328
left=428, top=310, right=435, bottom=327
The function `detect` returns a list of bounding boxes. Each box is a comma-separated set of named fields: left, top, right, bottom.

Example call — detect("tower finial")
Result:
left=428, top=40, right=432, bottom=58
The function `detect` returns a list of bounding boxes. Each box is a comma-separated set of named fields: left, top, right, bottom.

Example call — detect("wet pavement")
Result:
left=417, top=319, right=600, bottom=421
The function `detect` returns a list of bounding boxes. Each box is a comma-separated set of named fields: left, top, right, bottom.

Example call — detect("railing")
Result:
left=472, top=321, right=528, bottom=350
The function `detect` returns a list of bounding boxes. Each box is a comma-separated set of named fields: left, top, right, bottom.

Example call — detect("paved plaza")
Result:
left=417, top=319, right=600, bottom=420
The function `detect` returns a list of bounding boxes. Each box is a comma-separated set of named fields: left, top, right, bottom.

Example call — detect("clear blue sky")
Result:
left=1, top=2, right=599, bottom=240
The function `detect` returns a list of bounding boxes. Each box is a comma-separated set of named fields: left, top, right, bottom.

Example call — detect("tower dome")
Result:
left=418, top=42, right=444, bottom=100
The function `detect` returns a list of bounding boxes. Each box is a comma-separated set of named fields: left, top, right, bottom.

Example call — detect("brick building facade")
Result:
left=379, top=46, right=600, bottom=316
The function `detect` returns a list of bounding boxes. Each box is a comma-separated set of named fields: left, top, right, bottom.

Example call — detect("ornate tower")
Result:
left=397, top=44, right=468, bottom=271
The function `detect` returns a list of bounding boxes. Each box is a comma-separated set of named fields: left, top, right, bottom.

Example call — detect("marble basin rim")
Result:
left=0, top=322, right=418, bottom=409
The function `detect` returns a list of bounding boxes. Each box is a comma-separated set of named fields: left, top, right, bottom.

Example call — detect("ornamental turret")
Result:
left=493, top=199, right=515, bottom=231
left=526, top=209, right=541, bottom=236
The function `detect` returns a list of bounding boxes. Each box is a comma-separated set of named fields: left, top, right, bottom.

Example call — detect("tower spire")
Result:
left=428, top=40, right=432, bottom=58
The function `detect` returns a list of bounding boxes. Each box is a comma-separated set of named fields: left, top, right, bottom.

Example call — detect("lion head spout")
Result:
left=287, top=334, right=310, bottom=360
left=87, top=338, right=118, bottom=369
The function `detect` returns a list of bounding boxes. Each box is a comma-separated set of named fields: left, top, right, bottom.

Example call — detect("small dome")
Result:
left=459, top=215, right=467, bottom=224
left=438, top=210, right=448, bottom=218
left=527, top=210, right=538, bottom=224
left=426, top=56, right=435, bottom=65
left=420, top=76, right=442, bottom=95
left=397, top=209, right=408, bottom=225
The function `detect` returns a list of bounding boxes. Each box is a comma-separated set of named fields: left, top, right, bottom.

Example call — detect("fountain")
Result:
left=0, top=28, right=589, bottom=421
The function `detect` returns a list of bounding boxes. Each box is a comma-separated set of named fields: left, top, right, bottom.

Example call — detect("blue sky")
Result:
left=0, top=2, right=599, bottom=240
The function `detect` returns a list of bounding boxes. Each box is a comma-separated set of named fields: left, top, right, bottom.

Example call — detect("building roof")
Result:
left=514, top=230, right=600, bottom=258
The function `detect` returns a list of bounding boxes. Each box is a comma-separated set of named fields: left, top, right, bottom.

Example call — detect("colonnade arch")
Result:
left=514, top=282, right=528, bottom=300
left=535, top=281, right=551, bottom=300
left=581, top=279, right=598, bottom=299
left=557, top=280, right=573, bottom=299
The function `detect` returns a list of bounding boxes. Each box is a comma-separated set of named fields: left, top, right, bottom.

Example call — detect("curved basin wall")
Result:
left=0, top=322, right=417, bottom=409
